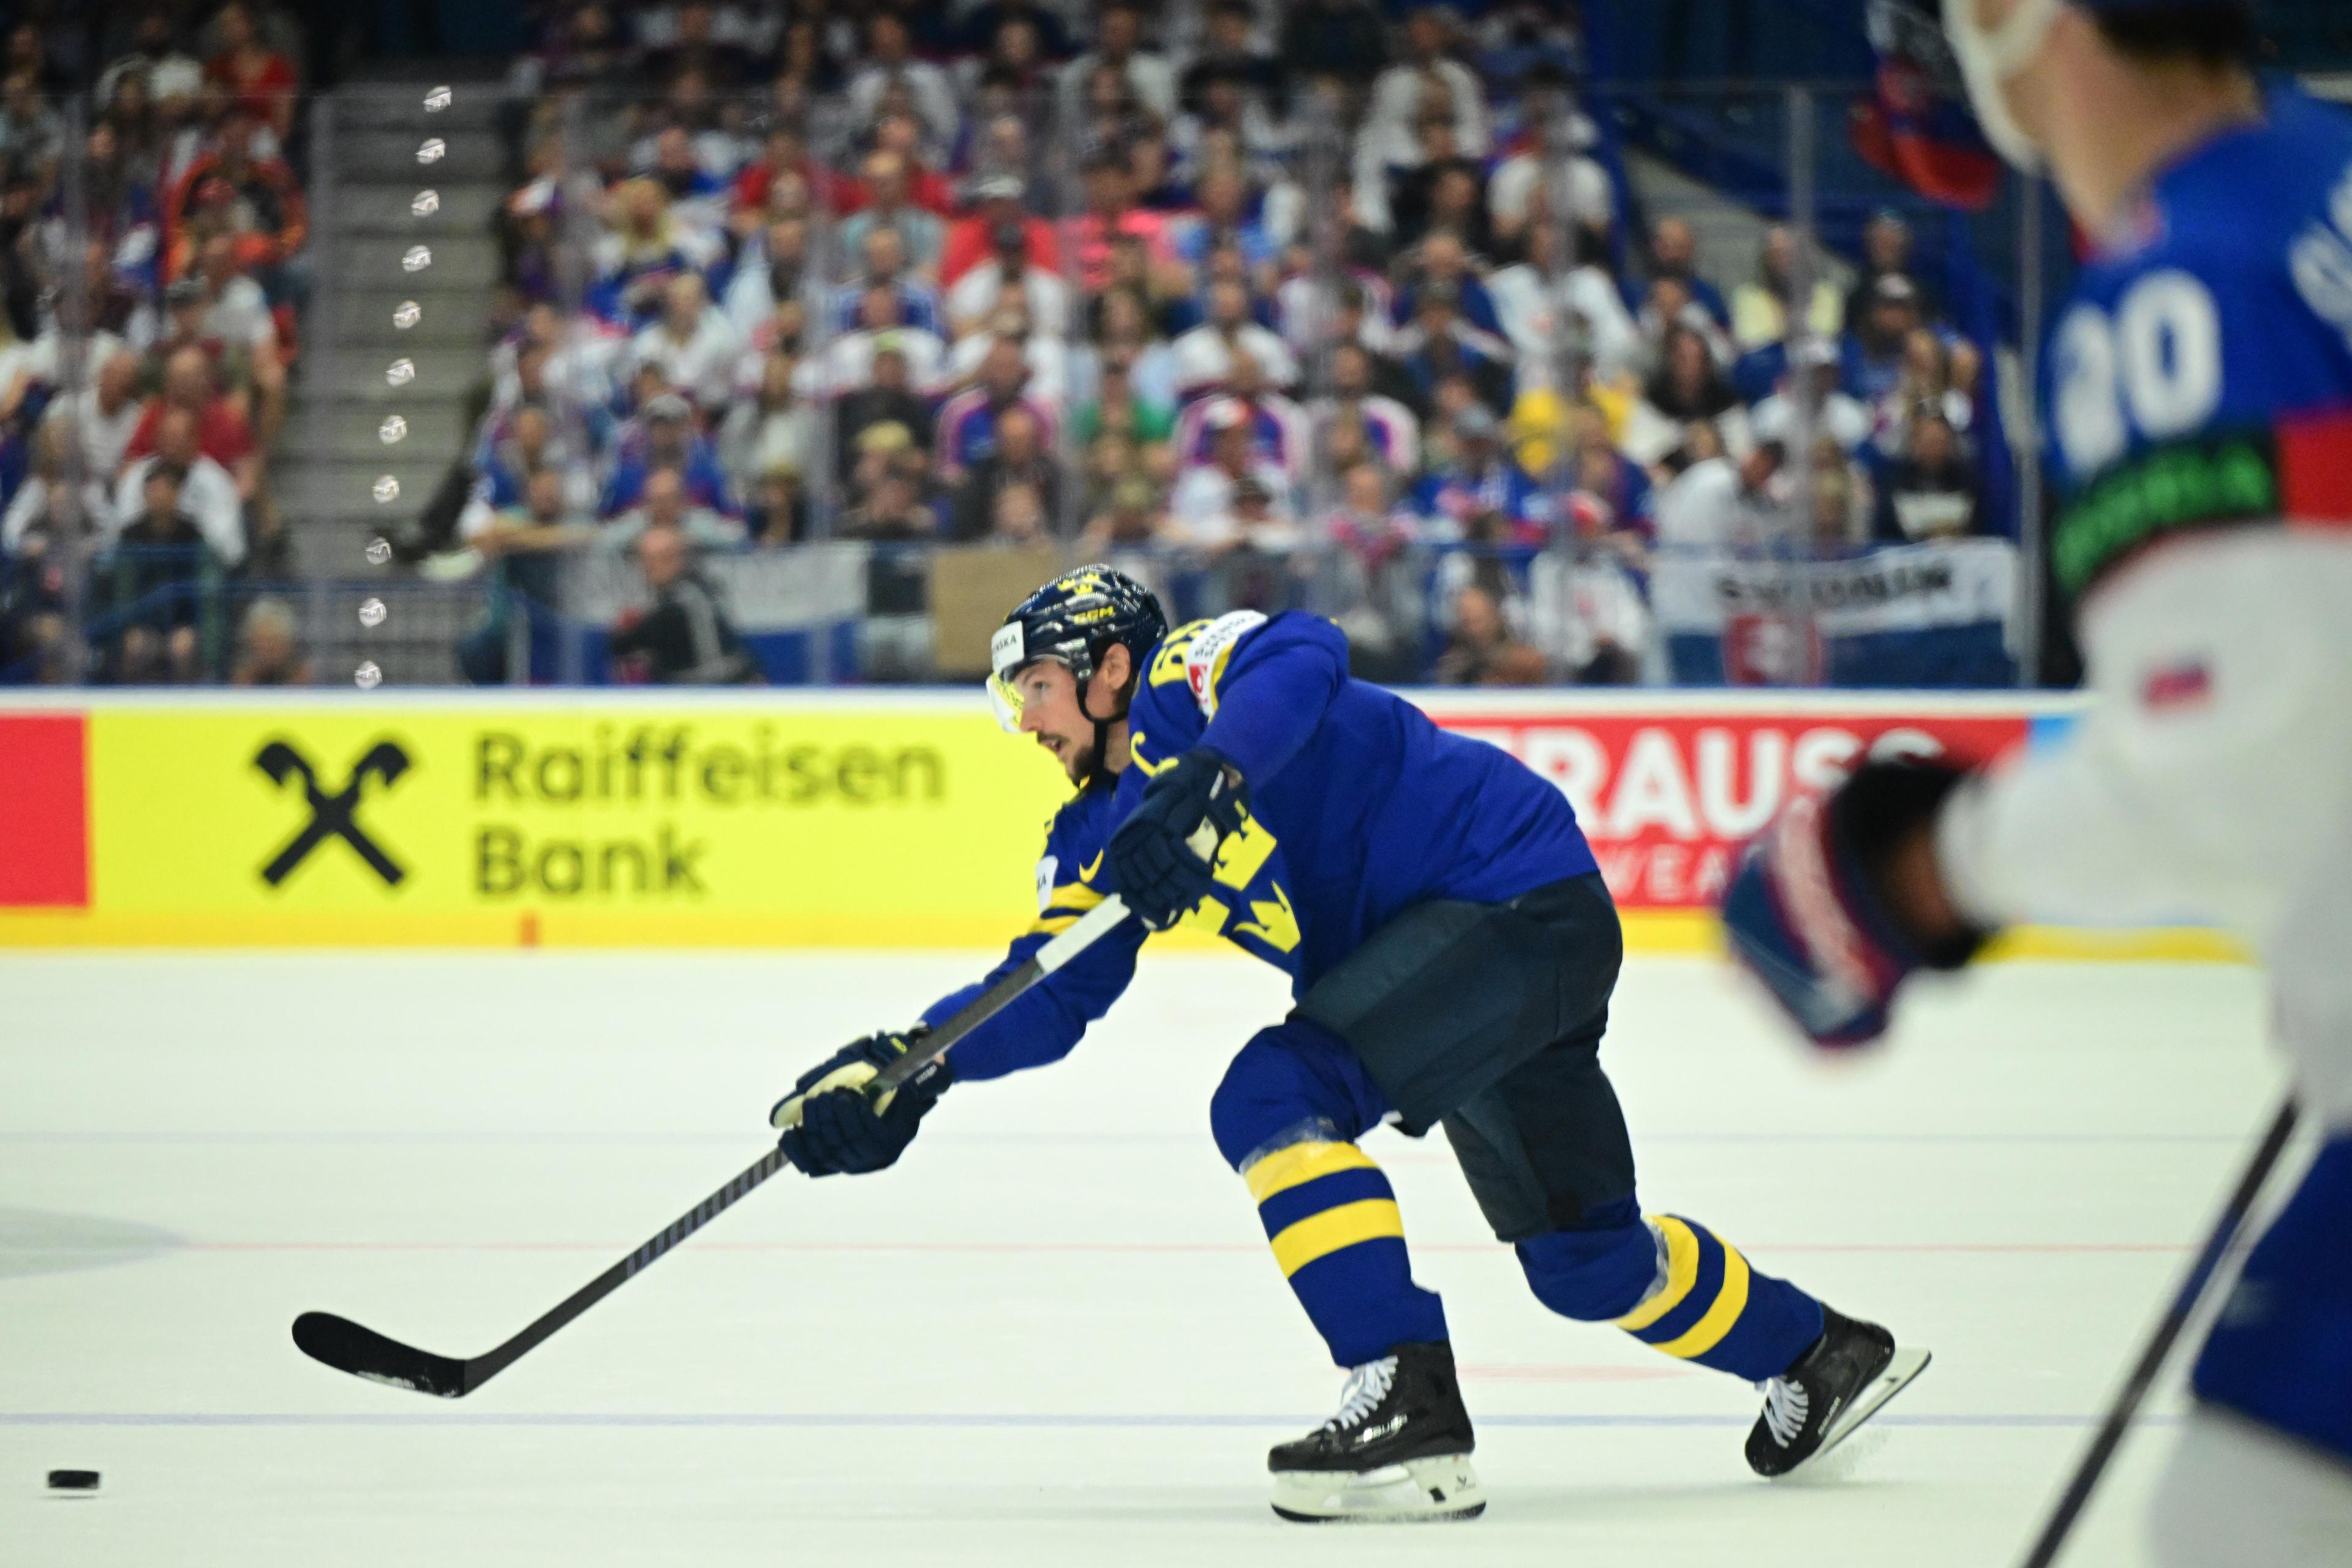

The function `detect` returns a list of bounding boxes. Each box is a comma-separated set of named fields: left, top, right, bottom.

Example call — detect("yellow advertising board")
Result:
left=0, top=690, right=2237, bottom=959
left=2, top=696, right=1067, bottom=947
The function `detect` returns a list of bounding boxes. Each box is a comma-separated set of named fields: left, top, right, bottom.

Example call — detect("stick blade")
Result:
left=293, top=1311, right=473, bottom=1398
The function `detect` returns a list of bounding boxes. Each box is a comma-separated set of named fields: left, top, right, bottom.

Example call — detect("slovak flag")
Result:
left=1852, top=1, right=2004, bottom=211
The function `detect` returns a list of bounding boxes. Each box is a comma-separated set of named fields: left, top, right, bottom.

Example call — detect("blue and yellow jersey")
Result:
left=929, top=611, right=1600, bottom=1080
left=2046, top=85, right=2352, bottom=598
left=919, top=774, right=1147, bottom=1081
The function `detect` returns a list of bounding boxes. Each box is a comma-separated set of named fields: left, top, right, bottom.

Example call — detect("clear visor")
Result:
left=984, top=657, right=1066, bottom=735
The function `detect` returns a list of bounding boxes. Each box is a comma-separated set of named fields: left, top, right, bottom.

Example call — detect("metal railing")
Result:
left=2, top=530, right=2020, bottom=694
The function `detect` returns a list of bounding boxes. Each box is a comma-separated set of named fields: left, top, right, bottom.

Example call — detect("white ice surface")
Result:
left=0, top=951, right=2288, bottom=1566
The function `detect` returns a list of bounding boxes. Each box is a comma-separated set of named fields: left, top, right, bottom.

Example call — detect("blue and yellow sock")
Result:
left=1519, top=1213, right=1824, bottom=1382
left=1611, top=1215, right=1823, bottom=1380
left=1242, top=1138, right=1449, bottom=1368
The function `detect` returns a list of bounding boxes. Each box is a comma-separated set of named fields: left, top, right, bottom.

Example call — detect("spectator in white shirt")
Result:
left=941, top=301, right=1069, bottom=412
left=720, top=350, right=815, bottom=492
left=945, top=219, right=1072, bottom=340
left=1487, top=219, right=1643, bottom=386
left=1362, top=7, right=1490, bottom=172
left=631, top=273, right=743, bottom=411
left=1172, top=277, right=1299, bottom=395
left=1750, top=343, right=1873, bottom=456
left=1061, top=2, right=1177, bottom=122
left=720, top=216, right=810, bottom=341
left=194, top=236, right=277, bottom=360
left=1528, top=496, right=1652, bottom=686
left=1487, top=119, right=1612, bottom=247
left=1, top=422, right=110, bottom=559
left=97, top=10, right=204, bottom=110
left=805, top=295, right=949, bottom=397
left=1169, top=400, right=1294, bottom=540
left=111, top=407, right=244, bottom=568
left=42, top=345, right=145, bottom=484
left=1653, top=434, right=1784, bottom=554
left=845, top=15, right=960, bottom=158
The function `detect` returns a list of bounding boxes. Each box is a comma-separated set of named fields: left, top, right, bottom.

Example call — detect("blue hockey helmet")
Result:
left=987, top=565, right=1169, bottom=734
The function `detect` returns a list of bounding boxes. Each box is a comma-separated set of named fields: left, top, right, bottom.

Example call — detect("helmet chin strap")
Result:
left=1944, top=0, right=2063, bottom=173
left=1079, top=668, right=1137, bottom=786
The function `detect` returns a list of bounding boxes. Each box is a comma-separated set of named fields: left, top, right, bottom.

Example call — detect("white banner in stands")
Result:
left=1651, top=538, right=2020, bottom=638
left=568, top=542, right=870, bottom=633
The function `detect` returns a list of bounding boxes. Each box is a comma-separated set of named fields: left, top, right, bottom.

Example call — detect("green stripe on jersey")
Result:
left=2053, top=434, right=2280, bottom=597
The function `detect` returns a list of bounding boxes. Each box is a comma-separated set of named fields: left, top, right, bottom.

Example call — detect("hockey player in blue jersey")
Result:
left=771, top=566, right=1928, bottom=1521
left=1724, top=2, right=2352, bottom=1560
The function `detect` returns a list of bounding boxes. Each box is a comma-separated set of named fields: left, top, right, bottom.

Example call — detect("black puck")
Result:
left=47, top=1470, right=100, bottom=1491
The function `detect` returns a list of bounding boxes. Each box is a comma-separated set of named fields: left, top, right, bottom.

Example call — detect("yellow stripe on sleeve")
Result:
left=1046, top=883, right=1106, bottom=912
left=1614, top=1216, right=1700, bottom=1332
left=1028, top=914, right=1079, bottom=936
left=1242, top=1140, right=1379, bottom=1204
left=1127, top=730, right=1167, bottom=776
left=1653, top=1241, right=1752, bottom=1359
left=1268, top=1199, right=1405, bottom=1276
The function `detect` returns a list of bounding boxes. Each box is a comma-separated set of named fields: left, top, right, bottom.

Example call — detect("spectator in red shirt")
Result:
left=1062, top=149, right=1175, bottom=295
left=126, top=344, right=257, bottom=500
left=939, top=173, right=1060, bottom=288
left=202, top=2, right=297, bottom=143
left=832, top=112, right=956, bottom=217
left=729, top=123, right=827, bottom=235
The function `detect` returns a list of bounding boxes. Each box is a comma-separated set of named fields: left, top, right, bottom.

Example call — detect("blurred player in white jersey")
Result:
left=1719, top=2, right=2352, bottom=1562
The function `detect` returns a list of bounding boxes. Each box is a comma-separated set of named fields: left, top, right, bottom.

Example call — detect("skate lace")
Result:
left=1325, top=1356, right=1398, bottom=1431
left=1760, top=1376, right=1809, bottom=1447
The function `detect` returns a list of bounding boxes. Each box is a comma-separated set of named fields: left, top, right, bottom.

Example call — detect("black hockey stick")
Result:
left=2018, top=1093, right=2301, bottom=1568
left=293, top=894, right=1137, bottom=1398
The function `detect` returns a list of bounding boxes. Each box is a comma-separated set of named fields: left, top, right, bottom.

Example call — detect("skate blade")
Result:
left=1270, top=1453, right=1486, bottom=1523
left=1792, top=1346, right=1932, bottom=1476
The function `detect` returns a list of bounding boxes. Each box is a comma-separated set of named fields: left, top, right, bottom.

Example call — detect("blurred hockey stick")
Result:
left=2018, top=1093, right=2301, bottom=1567
left=293, top=894, right=1138, bottom=1398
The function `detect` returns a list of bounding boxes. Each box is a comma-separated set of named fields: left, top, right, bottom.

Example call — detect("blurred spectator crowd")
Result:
left=0, top=0, right=313, bottom=684
left=0, top=0, right=2010, bottom=689
left=466, top=0, right=2000, bottom=686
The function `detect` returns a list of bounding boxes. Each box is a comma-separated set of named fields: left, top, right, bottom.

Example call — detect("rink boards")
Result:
left=0, top=688, right=2234, bottom=959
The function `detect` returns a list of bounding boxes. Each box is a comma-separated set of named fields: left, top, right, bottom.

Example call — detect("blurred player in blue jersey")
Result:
left=770, top=567, right=1928, bottom=1521
left=1723, top=2, right=2352, bottom=1560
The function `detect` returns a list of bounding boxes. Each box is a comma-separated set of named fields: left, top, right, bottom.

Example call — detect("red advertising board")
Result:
left=0, top=713, right=89, bottom=908
left=1427, top=706, right=2032, bottom=909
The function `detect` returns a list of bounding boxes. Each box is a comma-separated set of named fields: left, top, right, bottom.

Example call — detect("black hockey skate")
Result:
left=1268, top=1341, right=1485, bottom=1522
left=1746, top=1305, right=1932, bottom=1477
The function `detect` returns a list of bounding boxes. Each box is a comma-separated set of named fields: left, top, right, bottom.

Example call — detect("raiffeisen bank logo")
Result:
left=253, top=737, right=413, bottom=888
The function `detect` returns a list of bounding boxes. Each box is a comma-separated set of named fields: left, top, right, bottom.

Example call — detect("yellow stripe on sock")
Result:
left=1614, top=1216, right=1700, bottom=1332
left=1654, top=1242, right=1753, bottom=1359
left=1268, top=1199, right=1404, bottom=1276
left=1242, top=1140, right=1379, bottom=1204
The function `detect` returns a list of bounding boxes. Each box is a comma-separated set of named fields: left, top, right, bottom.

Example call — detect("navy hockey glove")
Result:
left=1106, top=747, right=1248, bottom=930
left=1720, top=760, right=1988, bottom=1049
left=771, top=1028, right=951, bottom=1177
